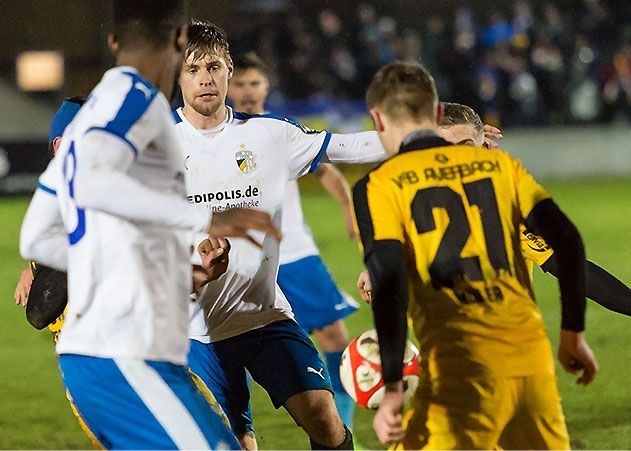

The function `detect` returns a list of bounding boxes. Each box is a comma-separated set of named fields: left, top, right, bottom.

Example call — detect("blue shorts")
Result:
left=59, top=354, right=239, bottom=450
left=278, top=255, right=359, bottom=333
left=187, top=319, right=332, bottom=435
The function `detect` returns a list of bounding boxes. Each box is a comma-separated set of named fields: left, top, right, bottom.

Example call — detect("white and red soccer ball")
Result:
left=340, top=329, right=420, bottom=409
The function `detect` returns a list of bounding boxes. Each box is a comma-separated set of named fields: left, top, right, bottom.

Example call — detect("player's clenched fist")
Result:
left=192, top=237, right=231, bottom=294
left=208, top=208, right=281, bottom=248
left=558, top=330, right=599, bottom=385
left=356, top=270, right=372, bottom=303
left=199, top=237, right=230, bottom=278
left=373, top=382, right=405, bottom=445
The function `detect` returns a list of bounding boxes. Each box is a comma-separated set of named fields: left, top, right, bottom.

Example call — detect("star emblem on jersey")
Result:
left=435, top=153, right=449, bottom=164
left=235, top=146, right=256, bottom=174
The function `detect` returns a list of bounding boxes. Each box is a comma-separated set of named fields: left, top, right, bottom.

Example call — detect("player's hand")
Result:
left=199, top=237, right=231, bottom=279
left=558, top=330, right=599, bottom=385
left=14, top=266, right=34, bottom=307
left=209, top=208, right=281, bottom=248
left=373, top=381, right=405, bottom=445
left=483, top=124, right=503, bottom=149
left=192, top=238, right=231, bottom=293
left=357, top=270, right=372, bottom=303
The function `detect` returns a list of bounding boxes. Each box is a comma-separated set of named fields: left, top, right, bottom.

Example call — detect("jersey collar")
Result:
left=399, top=129, right=452, bottom=154
left=176, top=105, right=234, bottom=138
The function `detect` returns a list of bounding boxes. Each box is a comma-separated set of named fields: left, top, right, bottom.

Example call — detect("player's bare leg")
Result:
left=312, top=320, right=355, bottom=430
left=312, top=320, right=349, bottom=352
left=284, top=389, right=352, bottom=449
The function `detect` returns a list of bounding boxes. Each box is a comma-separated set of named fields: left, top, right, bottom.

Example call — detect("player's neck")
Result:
left=182, top=103, right=229, bottom=130
left=116, top=50, right=175, bottom=99
left=391, top=121, right=438, bottom=151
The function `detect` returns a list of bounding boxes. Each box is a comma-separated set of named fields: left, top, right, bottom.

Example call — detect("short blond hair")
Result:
left=185, top=20, right=232, bottom=64
left=440, top=102, right=484, bottom=136
left=366, top=62, right=438, bottom=122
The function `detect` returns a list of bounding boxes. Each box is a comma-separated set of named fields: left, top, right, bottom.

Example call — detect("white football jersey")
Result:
left=278, top=179, right=319, bottom=265
left=175, top=107, right=331, bottom=342
left=53, top=67, right=194, bottom=364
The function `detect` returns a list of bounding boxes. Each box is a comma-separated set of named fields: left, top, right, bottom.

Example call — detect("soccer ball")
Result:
left=340, top=329, right=420, bottom=409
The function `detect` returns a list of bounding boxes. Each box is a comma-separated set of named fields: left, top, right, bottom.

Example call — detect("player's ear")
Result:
left=436, top=101, right=444, bottom=126
left=51, top=137, right=62, bottom=154
left=108, top=33, right=120, bottom=57
left=227, top=58, right=234, bottom=80
left=175, top=24, right=188, bottom=54
left=369, top=108, right=385, bottom=133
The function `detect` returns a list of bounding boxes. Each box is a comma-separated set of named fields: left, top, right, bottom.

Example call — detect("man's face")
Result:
left=180, top=51, right=233, bottom=117
left=439, top=123, right=484, bottom=147
left=228, top=68, right=269, bottom=114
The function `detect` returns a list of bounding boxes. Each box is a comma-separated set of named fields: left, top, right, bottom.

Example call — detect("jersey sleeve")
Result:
left=327, top=131, right=388, bottom=164
left=352, top=172, right=405, bottom=258
left=20, top=162, right=68, bottom=271
left=85, top=75, right=162, bottom=156
left=283, top=119, right=332, bottom=180
left=75, top=128, right=211, bottom=233
left=37, top=155, right=60, bottom=195
left=519, top=224, right=554, bottom=266
left=511, top=155, right=551, bottom=220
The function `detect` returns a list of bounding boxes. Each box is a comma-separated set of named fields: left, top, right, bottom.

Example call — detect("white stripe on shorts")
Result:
left=115, top=358, right=210, bottom=449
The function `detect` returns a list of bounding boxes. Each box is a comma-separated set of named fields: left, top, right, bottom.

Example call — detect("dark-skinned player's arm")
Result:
left=540, top=255, right=631, bottom=317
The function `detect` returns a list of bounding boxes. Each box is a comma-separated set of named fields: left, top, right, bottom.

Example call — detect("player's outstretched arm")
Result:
left=77, top=131, right=281, bottom=244
left=314, top=164, right=355, bottom=239
left=541, top=257, right=631, bottom=317
left=526, top=198, right=598, bottom=384
left=74, top=131, right=211, bottom=233
left=325, top=131, right=388, bottom=164
left=20, top=189, right=68, bottom=271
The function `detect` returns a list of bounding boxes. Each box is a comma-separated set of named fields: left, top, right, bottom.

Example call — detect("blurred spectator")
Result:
left=601, top=42, right=631, bottom=123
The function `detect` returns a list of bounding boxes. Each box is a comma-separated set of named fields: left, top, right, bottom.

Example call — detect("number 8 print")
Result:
left=62, top=142, right=86, bottom=245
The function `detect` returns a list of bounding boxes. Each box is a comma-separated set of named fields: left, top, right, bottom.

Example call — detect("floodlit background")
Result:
left=1, top=0, right=631, bottom=448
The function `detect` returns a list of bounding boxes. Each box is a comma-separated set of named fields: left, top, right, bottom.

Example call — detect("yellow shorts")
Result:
left=48, top=312, right=65, bottom=344
left=393, top=374, right=569, bottom=450
left=188, top=369, right=232, bottom=429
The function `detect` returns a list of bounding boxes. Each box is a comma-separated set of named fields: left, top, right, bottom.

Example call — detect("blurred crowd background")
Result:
left=1, top=0, right=631, bottom=133
left=229, top=0, right=631, bottom=126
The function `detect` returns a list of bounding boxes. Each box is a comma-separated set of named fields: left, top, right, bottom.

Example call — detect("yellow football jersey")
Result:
left=354, top=134, right=555, bottom=379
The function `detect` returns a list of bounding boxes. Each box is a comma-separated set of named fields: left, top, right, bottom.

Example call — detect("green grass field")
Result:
left=2, top=178, right=631, bottom=449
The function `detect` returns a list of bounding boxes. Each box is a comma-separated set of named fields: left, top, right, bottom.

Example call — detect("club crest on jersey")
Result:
left=235, top=144, right=256, bottom=174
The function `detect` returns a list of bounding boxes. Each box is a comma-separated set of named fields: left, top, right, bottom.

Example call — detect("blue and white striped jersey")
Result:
left=49, top=67, right=207, bottom=364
